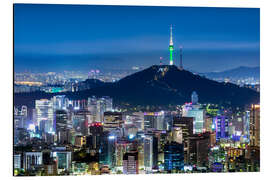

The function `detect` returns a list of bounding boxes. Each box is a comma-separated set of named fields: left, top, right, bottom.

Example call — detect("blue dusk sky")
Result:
left=14, top=4, right=260, bottom=73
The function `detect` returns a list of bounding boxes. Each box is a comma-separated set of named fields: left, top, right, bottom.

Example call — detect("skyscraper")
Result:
left=35, top=99, right=54, bottom=133
left=144, top=112, right=165, bottom=130
left=250, top=104, right=260, bottom=147
left=52, top=95, right=67, bottom=110
left=72, top=110, right=92, bottom=136
left=186, top=108, right=205, bottom=134
left=189, top=132, right=211, bottom=167
left=103, top=112, right=123, bottom=131
left=123, top=151, right=139, bottom=174
left=213, top=115, right=229, bottom=141
left=164, top=142, right=184, bottom=172
left=144, top=135, right=153, bottom=171
left=55, top=110, right=72, bottom=144
left=169, top=25, right=174, bottom=65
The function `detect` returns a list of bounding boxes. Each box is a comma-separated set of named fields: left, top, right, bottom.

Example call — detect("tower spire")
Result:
left=170, top=24, right=173, bottom=46
left=179, top=46, right=183, bottom=70
left=169, top=25, right=174, bottom=65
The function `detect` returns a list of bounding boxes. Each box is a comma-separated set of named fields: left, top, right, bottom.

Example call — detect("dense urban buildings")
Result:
left=13, top=89, right=260, bottom=175
left=13, top=4, right=260, bottom=176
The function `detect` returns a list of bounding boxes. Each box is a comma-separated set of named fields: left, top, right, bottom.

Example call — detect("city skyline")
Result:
left=14, top=4, right=259, bottom=73
left=13, top=4, right=260, bottom=176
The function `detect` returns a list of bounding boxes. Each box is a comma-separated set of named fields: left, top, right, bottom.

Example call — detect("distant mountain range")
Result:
left=14, top=65, right=259, bottom=108
left=201, top=66, right=260, bottom=80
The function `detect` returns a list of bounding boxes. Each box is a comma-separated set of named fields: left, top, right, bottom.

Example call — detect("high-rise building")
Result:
left=189, top=132, right=211, bottom=167
left=14, top=154, right=22, bottom=169
left=52, top=95, right=67, bottom=110
left=144, top=134, right=158, bottom=171
left=213, top=115, right=229, bottom=141
left=204, top=115, right=213, bottom=132
left=99, top=132, right=116, bottom=168
left=143, top=135, right=153, bottom=171
left=126, top=112, right=144, bottom=131
left=243, top=111, right=250, bottom=142
left=97, top=99, right=106, bottom=122
left=173, top=116, right=194, bottom=137
left=55, top=110, right=72, bottom=144
left=35, top=99, right=54, bottom=133
left=88, top=122, right=104, bottom=151
left=14, top=107, right=27, bottom=129
left=115, top=139, right=133, bottom=167
left=103, top=112, right=123, bottom=131
left=164, top=142, right=184, bottom=172
left=123, top=151, right=139, bottom=174
left=52, top=150, right=72, bottom=174
left=87, top=96, right=113, bottom=122
left=88, top=96, right=98, bottom=122
left=172, top=127, right=183, bottom=144
left=250, top=104, right=260, bottom=147
left=186, top=108, right=205, bottom=134
left=173, top=116, right=193, bottom=163
left=23, top=152, right=43, bottom=171
left=72, top=110, right=92, bottom=136
left=144, top=111, right=165, bottom=130
left=103, top=96, right=113, bottom=112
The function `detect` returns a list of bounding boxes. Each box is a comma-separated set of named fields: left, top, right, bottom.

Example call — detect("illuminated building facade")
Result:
left=52, top=95, right=67, bottom=110
left=23, top=152, right=43, bottom=171
left=72, top=110, right=92, bottom=136
left=115, top=139, right=132, bottom=167
left=143, top=134, right=158, bottom=171
left=123, top=151, right=139, bottom=174
left=164, top=142, right=184, bottom=172
left=103, top=112, right=123, bottom=131
left=88, top=122, right=104, bottom=151
left=186, top=108, right=205, bottom=134
left=213, top=115, right=229, bottom=141
left=250, top=104, right=260, bottom=147
left=35, top=99, right=54, bottom=133
left=52, top=151, right=72, bottom=174
left=55, top=110, right=72, bottom=144
left=14, top=106, right=27, bottom=129
left=144, top=111, right=165, bottom=130
left=243, top=111, right=250, bottom=142
left=14, top=154, right=22, bottom=169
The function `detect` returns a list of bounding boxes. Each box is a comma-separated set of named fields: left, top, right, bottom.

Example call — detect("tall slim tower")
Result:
left=169, top=25, right=174, bottom=65
left=179, top=46, right=183, bottom=70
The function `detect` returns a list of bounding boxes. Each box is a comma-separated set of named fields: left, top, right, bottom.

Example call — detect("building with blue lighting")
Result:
left=164, top=142, right=184, bottom=172
left=213, top=115, right=229, bottom=141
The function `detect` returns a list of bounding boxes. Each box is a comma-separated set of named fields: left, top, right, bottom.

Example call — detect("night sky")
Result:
left=14, top=4, right=260, bottom=73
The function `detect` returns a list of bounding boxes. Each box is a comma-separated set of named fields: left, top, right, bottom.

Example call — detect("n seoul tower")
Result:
left=169, top=25, right=174, bottom=65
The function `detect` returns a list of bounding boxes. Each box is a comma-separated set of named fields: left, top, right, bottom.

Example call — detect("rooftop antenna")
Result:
left=179, top=46, right=183, bottom=70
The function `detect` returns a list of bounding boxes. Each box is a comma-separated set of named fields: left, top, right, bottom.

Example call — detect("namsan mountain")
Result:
left=14, top=65, right=259, bottom=108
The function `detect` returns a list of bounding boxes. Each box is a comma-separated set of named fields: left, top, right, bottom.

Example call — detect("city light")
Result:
left=28, top=124, right=35, bottom=131
left=13, top=4, right=260, bottom=176
left=108, top=135, right=115, bottom=140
